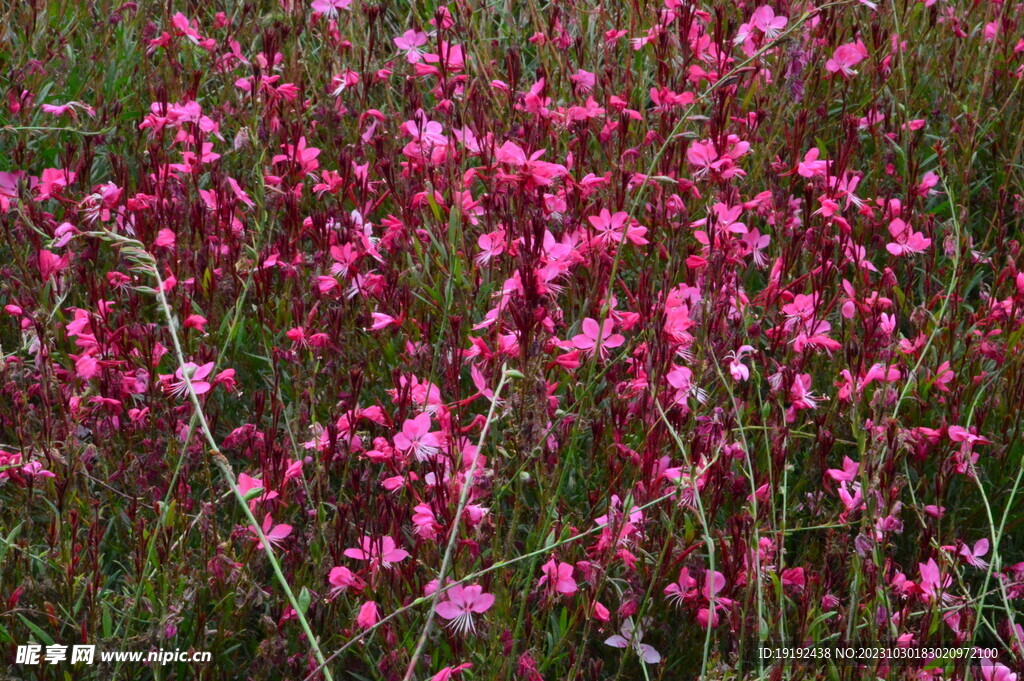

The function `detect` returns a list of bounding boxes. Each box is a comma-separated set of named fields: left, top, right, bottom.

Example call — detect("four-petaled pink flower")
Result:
left=272, top=136, right=320, bottom=176
left=161, top=361, right=215, bottom=398
left=344, top=535, right=410, bottom=570
left=751, top=6, right=787, bottom=38
left=538, top=558, right=578, bottom=595
left=826, top=40, right=868, bottom=77
left=885, top=218, right=931, bottom=256
left=250, top=513, right=292, bottom=550
left=572, top=318, right=625, bottom=359
left=394, top=29, right=429, bottom=63
left=394, top=412, right=443, bottom=461
left=311, top=0, right=351, bottom=17
left=604, top=617, right=661, bottom=664
left=435, top=584, right=495, bottom=635
left=588, top=209, right=648, bottom=247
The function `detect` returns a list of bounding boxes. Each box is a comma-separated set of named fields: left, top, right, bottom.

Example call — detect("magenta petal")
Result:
left=471, top=592, right=494, bottom=613
left=435, top=602, right=463, bottom=620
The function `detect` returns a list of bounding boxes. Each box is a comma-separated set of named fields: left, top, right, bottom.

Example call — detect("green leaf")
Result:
left=17, top=614, right=55, bottom=646
left=0, top=521, right=24, bottom=564
left=298, top=587, right=311, bottom=615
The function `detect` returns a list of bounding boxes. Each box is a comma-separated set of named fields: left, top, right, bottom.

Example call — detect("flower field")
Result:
left=2, top=0, right=1024, bottom=679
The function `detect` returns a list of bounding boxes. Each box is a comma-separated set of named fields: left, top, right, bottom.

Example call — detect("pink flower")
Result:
left=369, top=312, right=400, bottom=330
left=393, top=412, right=443, bottom=461
left=604, top=618, right=661, bottom=664
left=538, top=558, right=578, bottom=595
left=570, top=69, right=596, bottom=93
left=885, top=219, right=931, bottom=256
left=981, top=658, right=1018, bottom=681
left=917, top=558, right=952, bottom=603
left=394, top=29, right=429, bottom=63
left=476, top=229, right=506, bottom=265
left=588, top=209, right=648, bottom=246
left=238, top=472, right=279, bottom=508
left=35, top=168, right=76, bottom=201
left=726, top=345, right=754, bottom=382
left=494, top=141, right=567, bottom=187
left=412, top=503, right=440, bottom=540
left=826, top=456, right=860, bottom=483
left=161, top=361, right=215, bottom=398
left=931, top=361, right=954, bottom=392
left=250, top=514, right=292, bottom=550
left=826, top=40, right=868, bottom=77
left=344, top=535, right=410, bottom=570
left=572, top=318, right=625, bottom=359
left=272, top=136, right=320, bottom=176
left=37, top=249, right=70, bottom=281
left=154, top=228, right=176, bottom=248
left=796, top=148, right=830, bottom=178
left=430, top=663, right=472, bottom=681
left=435, top=584, right=495, bottom=634
left=958, top=538, right=990, bottom=569
left=328, top=566, right=365, bottom=595
left=751, top=6, right=787, bottom=38
left=311, top=0, right=351, bottom=17
left=356, top=600, right=378, bottom=629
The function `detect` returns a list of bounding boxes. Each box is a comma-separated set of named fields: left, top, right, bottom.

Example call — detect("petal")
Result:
left=640, top=644, right=662, bottom=664
left=435, top=602, right=463, bottom=620
left=471, top=592, right=495, bottom=613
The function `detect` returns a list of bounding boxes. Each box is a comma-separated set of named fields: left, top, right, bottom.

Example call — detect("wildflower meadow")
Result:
left=2, top=0, right=1024, bottom=679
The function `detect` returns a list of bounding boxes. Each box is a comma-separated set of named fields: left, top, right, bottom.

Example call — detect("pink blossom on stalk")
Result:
left=980, top=658, right=1018, bottom=681
left=35, top=168, right=76, bottom=201
left=957, top=538, right=990, bottom=569
left=538, top=558, right=578, bottom=595
left=917, top=558, right=952, bottom=603
left=570, top=69, right=596, bottom=93
left=327, top=566, right=365, bottom=595
left=344, top=535, right=410, bottom=570
left=238, top=472, right=279, bottom=508
left=369, top=312, right=400, bottom=330
left=249, top=514, right=292, bottom=550
left=588, top=209, right=648, bottom=246
left=412, top=503, right=440, bottom=540
left=604, top=618, right=661, bottom=664
left=160, top=361, right=215, bottom=398
left=826, top=457, right=860, bottom=483
left=885, top=219, right=931, bottom=256
left=429, top=663, right=473, bottom=681
left=37, top=249, right=70, bottom=281
left=393, top=412, right=443, bottom=461
left=435, top=584, right=495, bottom=635
left=726, top=345, right=754, bottom=382
left=475, top=229, right=506, bottom=265
left=751, top=6, right=787, bottom=38
left=494, top=141, right=567, bottom=187
left=826, top=40, right=868, bottom=77
left=796, top=148, right=830, bottom=178
left=572, top=318, right=625, bottom=358
left=356, top=600, right=378, bottom=629
left=394, top=29, right=429, bottom=63
left=311, top=0, right=351, bottom=17
left=664, top=567, right=698, bottom=606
